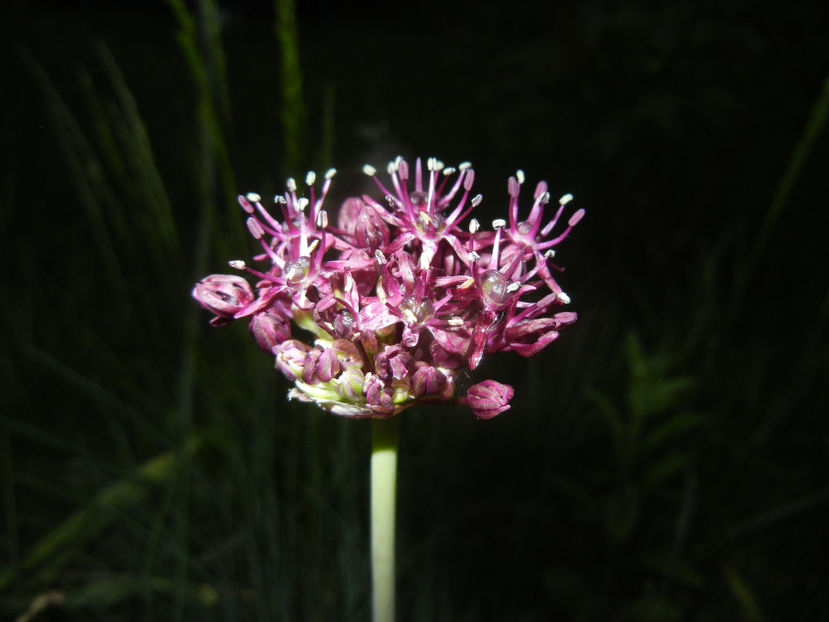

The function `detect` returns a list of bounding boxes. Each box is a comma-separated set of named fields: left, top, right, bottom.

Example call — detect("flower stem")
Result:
left=371, top=415, right=400, bottom=622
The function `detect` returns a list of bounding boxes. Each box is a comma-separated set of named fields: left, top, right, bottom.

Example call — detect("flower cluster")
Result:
left=193, top=157, right=584, bottom=419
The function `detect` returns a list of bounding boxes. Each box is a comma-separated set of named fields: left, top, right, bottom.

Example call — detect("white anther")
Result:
left=506, top=282, right=522, bottom=293
left=362, top=164, right=377, bottom=176
left=544, top=249, right=556, bottom=260
left=442, top=166, right=456, bottom=176
left=246, top=192, right=261, bottom=202
left=316, top=210, right=329, bottom=228
left=434, top=159, right=444, bottom=170
left=559, top=193, right=574, bottom=205
left=305, top=171, right=316, bottom=186
left=296, top=197, right=309, bottom=211
left=492, top=218, right=507, bottom=229
left=516, top=169, right=525, bottom=184
left=427, top=157, right=438, bottom=171
left=471, top=194, right=483, bottom=207
left=541, top=191, right=551, bottom=204
left=375, top=249, right=387, bottom=264
left=458, top=161, right=472, bottom=170
left=557, top=291, right=571, bottom=304
left=418, top=211, right=432, bottom=226
left=228, top=260, right=246, bottom=270
left=458, top=276, right=476, bottom=289
left=403, top=309, right=418, bottom=324
left=447, top=317, right=464, bottom=326
left=325, top=168, right=337, bottom=179
left=286, top=177, right=297, bottom=192
left=274, top=194, right=286, bottom=204
left=468, top=218, right=480, bottom=234
left=467, top=251, right=480, bottom=262
left=387, top=161, right=397, bottom=175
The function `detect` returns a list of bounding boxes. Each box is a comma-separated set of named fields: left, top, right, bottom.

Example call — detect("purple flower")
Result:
left=193, top=158, right=584, bottom=418
left=192, top=274, right=255, bottom=326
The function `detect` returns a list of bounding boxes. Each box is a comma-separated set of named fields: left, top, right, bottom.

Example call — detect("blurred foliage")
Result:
left=1, top=0, right=828, bottom=620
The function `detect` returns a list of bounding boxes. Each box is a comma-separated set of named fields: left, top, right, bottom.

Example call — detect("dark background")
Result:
left=2, top=0, right=828, bottom=620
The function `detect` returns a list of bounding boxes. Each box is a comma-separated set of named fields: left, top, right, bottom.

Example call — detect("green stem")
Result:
left=371, top=416, right=401, bottom=622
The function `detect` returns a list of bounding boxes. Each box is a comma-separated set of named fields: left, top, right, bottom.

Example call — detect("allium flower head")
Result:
left=193, top=157, right=584, bottom=418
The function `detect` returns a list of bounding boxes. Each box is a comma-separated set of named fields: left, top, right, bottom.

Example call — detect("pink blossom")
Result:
left=193, top=158, right=584, bottom=418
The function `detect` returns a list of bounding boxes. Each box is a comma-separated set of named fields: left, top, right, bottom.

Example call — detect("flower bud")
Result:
left=411, top=363, right=447, bottom=397
left=466, top=380, right=514, bottom=419
left=192, top=274, right=254, bottom=320
left=274, top=340, right=313, bottom=381
left=249, top=309, right=290, bottom=353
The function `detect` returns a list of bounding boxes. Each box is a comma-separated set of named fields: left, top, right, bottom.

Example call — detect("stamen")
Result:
left=508, top=176, right=520, bottom=198
left=246, top=217, right=265, bottom=239
left=492, top=218, right=507, bottom=229
left=274, top=195, right=287, bottom=204
left=325, top=168, right=337, bottom=179
left=246, top=192, right=261, bottom=203
left=471, top=194, right=483, bottom=207
left=363, top=164, right=377, bottom=176
left=458, top=161, right=472, bottom=170
left=296, top=197, right=309, bottom=211
left=375, top=249, right=387, bottom=264
left=305, top=171, right=316, bottom=186
left=228, top=260, right=246, bottom=270
left=544, top=249, right=556, bottom=260
left=316, top=210, right=329, bottom=228
left=468, top=218, right=480, bottom=234
left=559, top=193, right=574, bottom=205
left=568, top=208, right=585, bottom=226
left=238, top=195, right=255, bottom=214
left=442, top=166, right=456, bottom=176
left=463, top=169, right=475, bottom=191
left=557, top=291, right=571, bottom=304
left=287, top=177, right=297, bottom=192
left=447, top=317, right=465, bottom=326
left=516, top=169, right=525, bottom=185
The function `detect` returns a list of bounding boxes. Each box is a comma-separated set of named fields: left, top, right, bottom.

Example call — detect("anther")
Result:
left=471, top=194, right=483, bottom=207
left=559, top=193, right=574, bottom=205
left=544, top=249, right=556, bottom=260
left=442, top=166, right=456, bottom=176
left=325, top=168, right=337, bottom=179
left=228, top=260, right=246, bottom=270
left=557, top=291, right=571, bottom=304
left=246, top=192, right=261, bottom=203
left=516, top=169, right=525, bottom=184
left=463, top=169, right=475, bottom=190
left=362, top=164, right=377, bottom=176
left=506, top=282, right=522, bottom=293
left=305, top=171, right=316, bottom=186
left=287, top=177, right=297, bottom=192
left=468, top=218, right=480, bottom=234
left=375, top=249, right=387, bottom=264
left=274, top=195, right=287, bottom=204
left=458, top=161, right=472, bottom=170
left=296, top=197, right=309, bottom=211
left=568, top=208, right=585, bottom=227
left=246, top=217, right=265, bottom=239
left=492, top=218, right=507, bottom=229
left=316, top=210, right=329, bottom=228
left=447, top=317, right=464, bottom=327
